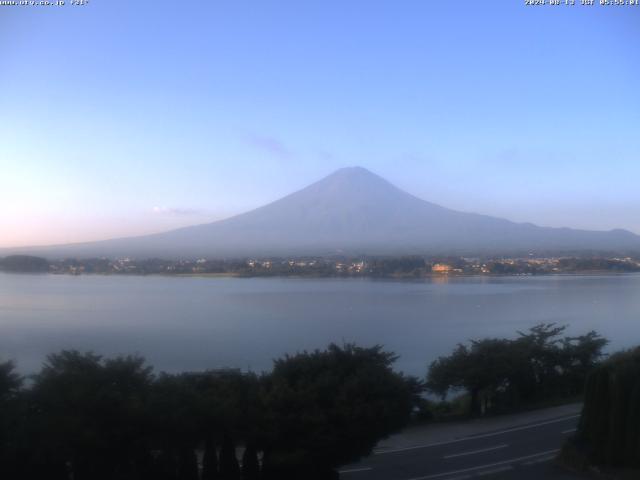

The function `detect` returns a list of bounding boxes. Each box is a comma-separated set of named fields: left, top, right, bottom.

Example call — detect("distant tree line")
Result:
left=556, top=257, right=640, bottom=273
left=0, top=344, right=419, bottom=480
left=0, top=255, right=49, bottom=273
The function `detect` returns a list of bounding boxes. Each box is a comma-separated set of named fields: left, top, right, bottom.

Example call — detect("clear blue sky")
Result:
left=2, top=1, right=639, bottom=247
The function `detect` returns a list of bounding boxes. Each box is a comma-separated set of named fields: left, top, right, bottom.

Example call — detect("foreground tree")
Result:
left=219, top=434, right=241, bottom=480
left=261, top=343, right=418, bottom=479
left=0, top=343, right=419, bottom=479
left=575, top=346, right=640, bottom=468
left=427, top=338, right=515, bottom=415
left=201, top=437, right=220, bottom=480
left=29, top=351, right=154, bottom=480
left=241, top=443, right=260, bottom=480
left=427, top=324, right=608, bottom=415
left=0, top=361, right=23, bottom=479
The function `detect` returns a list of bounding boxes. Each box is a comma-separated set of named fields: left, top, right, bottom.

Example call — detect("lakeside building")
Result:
left=432, top=263, right=452, bottom=274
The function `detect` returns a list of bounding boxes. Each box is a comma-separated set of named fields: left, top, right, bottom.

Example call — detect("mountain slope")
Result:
left=6, top=167, right=640, bottom=258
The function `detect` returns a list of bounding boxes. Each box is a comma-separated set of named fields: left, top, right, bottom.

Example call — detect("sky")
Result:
left=1, top=1, right=639, bottom=248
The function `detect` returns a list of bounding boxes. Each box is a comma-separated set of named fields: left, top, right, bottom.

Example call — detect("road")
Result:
left=339, top=404, right=585, bottom=480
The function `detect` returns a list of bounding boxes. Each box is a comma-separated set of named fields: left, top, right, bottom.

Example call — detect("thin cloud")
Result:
left=316, top=149, right=335, bottom=161
left=246, top=134, right=291, bottom=159
left=152, top=206, right=203, bottom=216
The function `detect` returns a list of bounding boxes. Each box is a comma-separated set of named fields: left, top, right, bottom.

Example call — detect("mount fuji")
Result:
left=7, top=167, right=640, bottom=259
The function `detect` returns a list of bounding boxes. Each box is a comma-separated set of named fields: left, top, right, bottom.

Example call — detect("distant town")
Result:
left=2, top=254, right=640, bottom=277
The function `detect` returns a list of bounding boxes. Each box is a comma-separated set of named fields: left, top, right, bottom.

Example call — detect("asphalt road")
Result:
left=339, top=411, right=585, bottom=480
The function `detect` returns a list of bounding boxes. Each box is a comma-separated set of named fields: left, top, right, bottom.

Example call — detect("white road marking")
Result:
left=375, top=415, right=579, bottom=455
left=443, top=444, right=508, bottom=459
left=405, top=449, right=560, bottom=480
left=338, top=467, right=373, bottom=474
left=522, top=454, right=556, bottom=466
left=561, top=428, right=577, bottom=434
left=477, top=465, right=513, bottom=476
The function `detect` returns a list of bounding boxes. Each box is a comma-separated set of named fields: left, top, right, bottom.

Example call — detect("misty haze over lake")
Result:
left=1, top=273, right=639, bottom=376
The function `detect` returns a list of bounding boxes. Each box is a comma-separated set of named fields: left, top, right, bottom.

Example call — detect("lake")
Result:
left=1, top=273, right=639, bottom=376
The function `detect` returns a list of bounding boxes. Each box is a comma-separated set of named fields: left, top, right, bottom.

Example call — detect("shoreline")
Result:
left=2, top=270, right=640, bottom=280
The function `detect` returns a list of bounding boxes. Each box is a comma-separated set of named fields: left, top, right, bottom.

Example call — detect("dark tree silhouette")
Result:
left=261, top=343, right=417, bottom=479
left=427, top=324, right=608, bottom=415
left=178, top=446, right=199, bottom=480
left=0, top=361, right=23, bottom=479
left=576, top=346, right=640, bottom=467
left=241, top=442, right=260, bottom=480
left=219, top=434, right=241, bottom=480
left=29, top=351, right=154, bottom=480
left=202, top=438, right=220, bottom=480
left=0, top=343, right=417, bottom=480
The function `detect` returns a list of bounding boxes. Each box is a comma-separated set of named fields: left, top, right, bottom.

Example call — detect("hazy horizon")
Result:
left=2, top=2, right=640, bottom=248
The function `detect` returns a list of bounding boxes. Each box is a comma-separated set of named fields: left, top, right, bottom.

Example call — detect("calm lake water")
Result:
left=1, top=273, right=639, bottom=376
